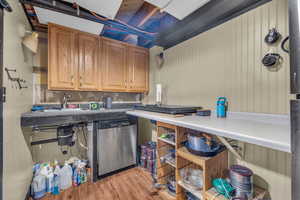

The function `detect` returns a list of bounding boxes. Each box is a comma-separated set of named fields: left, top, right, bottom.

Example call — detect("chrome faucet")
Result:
left=62, top=93, right=71, bottom=109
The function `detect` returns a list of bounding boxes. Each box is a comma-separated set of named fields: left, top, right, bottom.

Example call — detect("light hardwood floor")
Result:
left=36, top=167, right=166, bottom=200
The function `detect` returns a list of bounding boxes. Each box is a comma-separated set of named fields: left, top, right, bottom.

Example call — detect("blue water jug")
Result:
left=217, top=97, right=227, bottom=118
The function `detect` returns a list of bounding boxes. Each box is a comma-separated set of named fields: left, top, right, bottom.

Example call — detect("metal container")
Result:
left=187, top=133, right=207, bottom=151
left=187, top=133, right=220, bottom=156
left=230, top=165, right=254, bottom=199
left=103, top=96, right=112, bottom=109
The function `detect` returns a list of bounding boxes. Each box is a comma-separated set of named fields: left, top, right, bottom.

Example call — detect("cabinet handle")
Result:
left=294, top=72, right=297, bottom=86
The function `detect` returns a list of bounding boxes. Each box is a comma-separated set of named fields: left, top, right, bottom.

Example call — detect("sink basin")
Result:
left=43, top=108, right=84, bottom=112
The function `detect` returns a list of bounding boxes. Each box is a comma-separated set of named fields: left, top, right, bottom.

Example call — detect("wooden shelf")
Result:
left=177, top=146, right=212, bottom=167
left=158, top=188, right=176, bottom=200
left=158, top=137, right=176, bottom=146
left=177, top=147, right=228, bottom=192
left=165, top=158, right=176, bottom=168
left=205, top=186, right=266, bottom=200
left=177, top=180, right=203, bottom=199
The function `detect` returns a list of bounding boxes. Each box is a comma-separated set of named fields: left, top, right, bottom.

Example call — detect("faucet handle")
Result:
left=63, top=93, right=71, bottom=99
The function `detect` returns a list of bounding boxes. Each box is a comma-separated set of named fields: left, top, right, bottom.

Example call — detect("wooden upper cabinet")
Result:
left=101, top=38, right=128, bottom=91
left=48, top=23, right=77, bottom=90
left=48, top=24, right=149, bottom=92
left=78, top=33, right=99, bottom=91
left=127, top=46, right=149, bottom=92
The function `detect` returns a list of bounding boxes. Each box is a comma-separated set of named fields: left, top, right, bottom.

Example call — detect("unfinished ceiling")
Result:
left=22, top=0, right=178, bottom=48
left=21, top=0, right=272, bottom=49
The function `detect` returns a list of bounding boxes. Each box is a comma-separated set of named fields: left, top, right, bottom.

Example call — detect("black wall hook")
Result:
left=5, top=68, right=28, bottom=89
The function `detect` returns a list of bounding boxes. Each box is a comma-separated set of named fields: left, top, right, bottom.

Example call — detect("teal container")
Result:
left=216, top=97, right=228, bottom=118
left=52, top=175, right=60, bottom=195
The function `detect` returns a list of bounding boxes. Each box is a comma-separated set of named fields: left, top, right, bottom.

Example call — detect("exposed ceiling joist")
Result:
left=20, top=0, right=156, bottom=41
left=116, top=0, right=144, bottom=23
left=123, top=2, right=160, bottom=42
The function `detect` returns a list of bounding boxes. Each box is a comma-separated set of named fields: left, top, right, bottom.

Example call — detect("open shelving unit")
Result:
left=158, top=137, right=176, bottom=146
left=156, top=121, right=229, bottom=200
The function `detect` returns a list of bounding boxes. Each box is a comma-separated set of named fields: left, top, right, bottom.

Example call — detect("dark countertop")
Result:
left=21, top=108, right=134, bottom=127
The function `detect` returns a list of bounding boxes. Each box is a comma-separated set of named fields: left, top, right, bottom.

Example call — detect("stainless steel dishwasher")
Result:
left=97, top=118, right=137, bottom=176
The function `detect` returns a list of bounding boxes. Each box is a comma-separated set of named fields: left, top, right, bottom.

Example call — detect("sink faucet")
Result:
left=62, top=93, right=71, bottom=109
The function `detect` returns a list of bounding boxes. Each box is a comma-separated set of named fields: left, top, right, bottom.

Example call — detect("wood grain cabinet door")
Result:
left=102, top=38, right=127, bottom=91
left=127, top=47, right=149, bottom=92
left=48, top=24, right=77, bottom=90
left=78, top=33, right=99, bottom=91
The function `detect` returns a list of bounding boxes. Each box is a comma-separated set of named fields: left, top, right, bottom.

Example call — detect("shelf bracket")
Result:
left=216, top=136, right=243, bottom=160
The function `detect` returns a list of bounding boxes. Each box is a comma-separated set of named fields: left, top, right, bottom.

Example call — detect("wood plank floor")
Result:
left=37, top=168, right=167, bottom=200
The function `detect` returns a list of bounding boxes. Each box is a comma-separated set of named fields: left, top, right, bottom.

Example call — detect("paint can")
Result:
left=230, top=165, right=253, bottom=199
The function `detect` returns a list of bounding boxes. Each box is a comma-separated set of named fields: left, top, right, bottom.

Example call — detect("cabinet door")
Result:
left=128, top=46, right=149, bottom=92
left=48, top=24, right=77, bottom=90
left=102, top=38, right=127, bottom=91
left=78, top=33, right=99, bottom=91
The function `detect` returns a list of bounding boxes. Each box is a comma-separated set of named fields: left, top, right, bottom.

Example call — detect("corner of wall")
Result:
left=3, top=1, right=34, bottom=200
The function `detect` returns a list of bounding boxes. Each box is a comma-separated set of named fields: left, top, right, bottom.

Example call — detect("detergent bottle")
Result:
left=60, top=163, right=73, bottom=190
left=216, top=97, right=228, bottom=118
left=52, top=163, right=61, bottom=195
left=31, top=172, right=46, bottom=199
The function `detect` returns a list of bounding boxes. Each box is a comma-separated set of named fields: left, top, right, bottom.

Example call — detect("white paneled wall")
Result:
left=143, top=0, right=291, bottom=199
left=226, top=0, right=290, bottom=114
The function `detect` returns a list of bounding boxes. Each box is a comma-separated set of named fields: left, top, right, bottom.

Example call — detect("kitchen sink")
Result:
left=43, top=108, right=84, bottom=112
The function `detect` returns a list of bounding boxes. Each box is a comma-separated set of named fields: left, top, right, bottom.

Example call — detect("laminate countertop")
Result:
left=126, top=110, right=291, bottom=153
left=21, top=108, right=133, bottom=127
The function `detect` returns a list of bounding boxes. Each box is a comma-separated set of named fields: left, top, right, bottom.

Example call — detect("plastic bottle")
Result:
left=31, top=172, right=46, bottom=199
left=46, top=172, right=54, bottom=193
left=52, top=164, right=61, bottom=195
left=73, top=167, right=78, bottom=186
left=60, top=163, right=73, bottom=190
left=77, top=168, right=81, bottom=185
left=39, top=163, right=54, bottom=193
left=82, top=168, right=86, bottom=183
left=52, top=174, right=60, bottom=195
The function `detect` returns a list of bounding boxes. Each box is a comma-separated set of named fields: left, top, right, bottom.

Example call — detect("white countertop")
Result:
left=126, top=110, right=291, bottom=153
